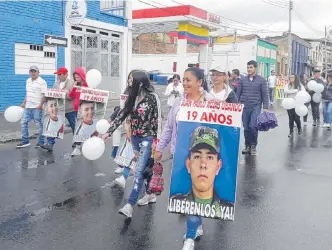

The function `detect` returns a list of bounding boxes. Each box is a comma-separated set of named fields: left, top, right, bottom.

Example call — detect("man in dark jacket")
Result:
left=236, top=60, right=269, bottom=155
left=230, top=69, right=241, bottom=93
left=310, top=68, right=325, bottom=126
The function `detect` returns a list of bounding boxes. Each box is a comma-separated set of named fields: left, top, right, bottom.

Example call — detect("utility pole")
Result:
left=287, top=0, right=293, bottom=77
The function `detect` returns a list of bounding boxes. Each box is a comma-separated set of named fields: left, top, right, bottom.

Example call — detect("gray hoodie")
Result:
left=53, top=78, right=74, bottom=113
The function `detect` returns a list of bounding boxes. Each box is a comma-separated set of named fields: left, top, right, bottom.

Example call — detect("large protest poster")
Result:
left=73, top=87, right=109, bottom=142
left=43, top=89, right=67, bottom=139
left=168, top=100, right=243, bottom=221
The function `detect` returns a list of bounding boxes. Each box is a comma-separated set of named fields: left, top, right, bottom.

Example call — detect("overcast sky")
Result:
left=131, top=0, right=332, bottom=39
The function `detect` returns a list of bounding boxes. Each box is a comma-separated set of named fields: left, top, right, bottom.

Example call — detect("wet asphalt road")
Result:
left=1, top=88, right=332, bottom=249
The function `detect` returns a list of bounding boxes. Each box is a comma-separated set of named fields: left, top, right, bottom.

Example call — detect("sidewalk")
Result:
left=0, top=99, right=119, bottom=144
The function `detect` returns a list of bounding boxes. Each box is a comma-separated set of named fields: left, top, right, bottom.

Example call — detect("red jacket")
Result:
left=69, top=67, right=88, bottom=111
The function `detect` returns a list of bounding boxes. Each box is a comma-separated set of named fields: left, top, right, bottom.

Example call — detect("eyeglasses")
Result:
left=30, top=70, right=37, bottom=73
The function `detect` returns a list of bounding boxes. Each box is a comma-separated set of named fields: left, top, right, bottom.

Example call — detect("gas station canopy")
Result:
left=132, top=5, right=221, bottom=40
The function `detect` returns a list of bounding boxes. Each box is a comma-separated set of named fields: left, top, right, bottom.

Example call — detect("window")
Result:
left=44, top=52, right=55, bottom=58
left=100, top=0, right=125, bottom=17
left=30, top=45, right=43, bottom=51
left=15, top=43, right=56, bottom=74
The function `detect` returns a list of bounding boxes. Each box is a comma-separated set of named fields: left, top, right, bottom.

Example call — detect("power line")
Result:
left=293, top=9, right=323, bottom=36
left=261, top=10, right=289, bottom=30
left=262, top=0, right=288, bottom=8
left=169, top=0, right=285, bottom=33
left=138, top=0, right=268, bottom=33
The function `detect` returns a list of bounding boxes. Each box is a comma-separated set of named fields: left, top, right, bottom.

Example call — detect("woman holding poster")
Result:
left=154, top=67, right=240, bottom=250
left=69, top=67, right=88, bottom=156
left=102, top=70, right=161, bottom=219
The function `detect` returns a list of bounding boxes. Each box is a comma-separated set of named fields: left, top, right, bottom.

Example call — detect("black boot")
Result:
left=242, top=146, right=251, bottom=154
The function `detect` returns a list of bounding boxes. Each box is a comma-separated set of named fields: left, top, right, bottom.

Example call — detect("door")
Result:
left=70, top=27, right=122, bottom=98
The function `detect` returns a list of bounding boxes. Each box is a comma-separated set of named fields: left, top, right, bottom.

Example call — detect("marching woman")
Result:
left=102, top=70, right=161, bottom=218
left=284, top=74, right=305, bottom=137
left=69, top=67, right=88, bottom=156
left=154, top=67, right=221, bottom=250
left=164, top=74, right=184, bottom=110
left=209, top=66, right=237, bottom=103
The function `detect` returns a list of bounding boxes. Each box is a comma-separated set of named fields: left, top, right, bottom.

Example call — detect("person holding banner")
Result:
left=69, top=67, right=88, bottom=156
left=209, top=66, right=237, bottom=103
left=42, top=67, right=75, bottom=151
left=237, top=60, right=269, bottom=155
left=102, top=70, right=161, bottom=218
left=154, top=67, right=224, bottom=250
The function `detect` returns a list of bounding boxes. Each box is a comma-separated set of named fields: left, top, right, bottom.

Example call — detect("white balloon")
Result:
left=4, top=106, right=24, bottom=122
left=313, top=83, right=324, bottom=93
left=312, top=93, right=322, bottom=103
left=96, top=119, right=110, bottom=134
left=305, top=92, right=312, bottom=103
left=82, top=137, right=105, bottom=161
left=282, top=98, right=296, bottom=110
left=86, top=69, right=102, bottom=89
left=295, top=104, right=308, bottom=117
left=307, top=80, right=318, bottom=91
left=295, top=91, right=310, bottom=104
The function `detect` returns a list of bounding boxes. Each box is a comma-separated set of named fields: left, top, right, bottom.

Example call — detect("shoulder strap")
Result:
left=151, top=93, right=162, bottom=139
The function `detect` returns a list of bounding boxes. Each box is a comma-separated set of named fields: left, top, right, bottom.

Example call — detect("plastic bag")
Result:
left=148, top=162, right=164, bottom=195
left=114, top=139, right=135, bottom=167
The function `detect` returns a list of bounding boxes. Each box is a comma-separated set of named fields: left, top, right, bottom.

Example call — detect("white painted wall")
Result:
left=131, top=53, right=199, bottom=77
left=15, top=43, right=56, bottom=75
left=212, top=39, right=257, bottom=73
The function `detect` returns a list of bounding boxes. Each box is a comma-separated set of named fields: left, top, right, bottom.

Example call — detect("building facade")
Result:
left=0, top=0, right=131, bottom=111
left=256, top=39, right=278, bottom=77
left=267, top=33, right=311, bottom=77
left=212, top=37, right=277, bottom=77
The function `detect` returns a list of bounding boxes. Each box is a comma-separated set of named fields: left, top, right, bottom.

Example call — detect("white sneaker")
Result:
left=322, top=123, right=328, bottom=128
left=119, top=204, right=133, bottom=218
left=114, top=166, right=124, bottom=174
left=137, top=193, right=157, bottom=206
left=114, top=176, right=126, bottom=189
left=71, top=148, right=81, bottom=157
left=182, top=239, right=195, bottom=250
left=183, top=225, right=203, bottom=240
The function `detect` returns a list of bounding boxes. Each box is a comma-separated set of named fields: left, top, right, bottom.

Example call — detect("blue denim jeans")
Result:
left=127, top=136, right=153, bottom=205
left=47, top=111, right=77, bottom=145
left=186, top=216, right=202, bottom=239
left=323, top=102, right=332, bottom=123
left=21, top=108, right=44, bottom=145
left=242, top=105, right=261, bottom=147
left=269, top=88, right=275, bottom=103
left=65, top=111, right=77, bottom=133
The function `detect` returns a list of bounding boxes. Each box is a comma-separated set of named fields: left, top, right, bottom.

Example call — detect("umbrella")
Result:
left=255, top=111, right=278, bottom=131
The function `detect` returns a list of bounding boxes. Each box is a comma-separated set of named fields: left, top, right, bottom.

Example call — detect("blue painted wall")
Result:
left=292, top=40, right=309, bottom=76
left=0, top=1, right=126, bottom=111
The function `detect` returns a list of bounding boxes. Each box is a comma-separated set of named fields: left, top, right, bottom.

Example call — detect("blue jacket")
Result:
left=236, top=74, right=269, bottom=109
